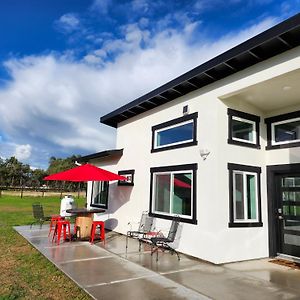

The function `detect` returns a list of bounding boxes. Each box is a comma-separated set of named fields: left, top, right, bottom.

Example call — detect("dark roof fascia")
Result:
left=100, top=13, right=300, bottom=128
left=77, top=149, right=123, bottom=163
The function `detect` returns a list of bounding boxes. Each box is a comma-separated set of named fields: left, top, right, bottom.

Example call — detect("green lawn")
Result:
left=0, top=195, right=91, bottom=300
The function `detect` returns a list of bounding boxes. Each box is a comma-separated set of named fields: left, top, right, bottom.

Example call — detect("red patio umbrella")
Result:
left=174, top=178, right=191, bottom=188
left=44, top=163, right=127, bottom=182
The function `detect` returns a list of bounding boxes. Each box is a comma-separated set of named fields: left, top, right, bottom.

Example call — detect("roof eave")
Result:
left=100, top=13, right=300, bottom=128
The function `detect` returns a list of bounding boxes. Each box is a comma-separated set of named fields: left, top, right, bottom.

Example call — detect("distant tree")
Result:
left=0, top=158, right=7, bottom=186
left=5, top=157, right=23, bottom=186
left=31, top=168, right=48, bottom=187
left=0, top=154, right=82, bottom=190
left=46, top=154, right=82, bottom=190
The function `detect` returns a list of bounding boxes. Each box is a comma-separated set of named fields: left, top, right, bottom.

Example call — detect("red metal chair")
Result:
left=52, top=219, right=71, bottom=245
left=90, top=221, right=105, bottom=244
left=48, top=215, right=65, bottom=237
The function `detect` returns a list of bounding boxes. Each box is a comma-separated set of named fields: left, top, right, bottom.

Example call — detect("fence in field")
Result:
left=0, top=186, right=86, bottom=198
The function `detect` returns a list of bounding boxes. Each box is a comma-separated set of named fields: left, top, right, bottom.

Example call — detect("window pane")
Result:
left=232, top=118, right=254, bottom=142
left=157, top=122, right=193, bottom=147
left=246, top=174, right=256, bottom=219
left=172, top=173, right=192, bottom=216
left=154, top=174, right=171, bottom=213
left=275, top=120, right=300, bottom=142
left=92, top=181, right=108, bottom=206
left=284, top=191, right=300, bottom=202
left=234, top=173, right=244, bottom=220
left=282, top=177, right=300, bottom=187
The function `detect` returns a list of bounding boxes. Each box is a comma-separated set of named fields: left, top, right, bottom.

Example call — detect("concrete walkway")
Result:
left=14, top=226, right=300, bottom=300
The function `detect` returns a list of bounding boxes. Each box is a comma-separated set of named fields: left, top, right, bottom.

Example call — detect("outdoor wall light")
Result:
left=199, top=149, right=210, bottom=160
left=183, top=105, right=189, bottom=115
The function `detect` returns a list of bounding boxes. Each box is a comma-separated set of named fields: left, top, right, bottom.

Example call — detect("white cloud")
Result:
left=83, top=54, right=103, bottom=65
left=90, top=0, right=111, bottom=14
left=132, top=0, right=149, bottom=13
left=194, top=0, right=274, bottom=11
left=0, top=16, right=277, bottom=168
left=55, top=13, right=80, bottom=33
left=14, top=144, right=32, bottom=161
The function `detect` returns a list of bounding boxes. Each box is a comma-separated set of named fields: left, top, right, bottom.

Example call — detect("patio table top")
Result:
left=66, top=208, right=105, bottom=214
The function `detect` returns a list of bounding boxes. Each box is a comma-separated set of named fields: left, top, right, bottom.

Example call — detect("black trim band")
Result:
left=90, top=181, right=109, bottom=209
left=228, top=163, right=263, bottom=228
left=118, top=169, right=135, bottom=186
left=151, top=113, right=198, bottom=153
left=227, top=108, right=261, bottom=149
left=149, top=163, right=198, bottom=225
left=227, top=163, right=261, bottom=173
left=265, top=110, right=300, bottom=150
left=267, top=163, right=300, bottom=257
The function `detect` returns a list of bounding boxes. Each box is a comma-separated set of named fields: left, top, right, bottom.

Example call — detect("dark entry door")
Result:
left=276, top=174, right=300, bottom=258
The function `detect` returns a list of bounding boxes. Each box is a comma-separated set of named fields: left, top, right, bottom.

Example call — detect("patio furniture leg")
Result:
left=30, top=221, right=36, bottom=229
left=66, top=222, right=71, bottom=241
left=90, top=221, right=105, bottom=244
left=56, top=223, right=62, bottom=245
left=52, top=224, right=57, bottom=243
left=126, top=233, right=129, bottom=252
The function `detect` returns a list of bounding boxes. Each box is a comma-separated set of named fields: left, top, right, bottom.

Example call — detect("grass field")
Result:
left=0, top=195, right=91, bottom=300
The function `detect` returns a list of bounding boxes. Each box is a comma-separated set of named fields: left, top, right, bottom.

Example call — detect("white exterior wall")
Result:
left=91, top=46, right=300, bottom=264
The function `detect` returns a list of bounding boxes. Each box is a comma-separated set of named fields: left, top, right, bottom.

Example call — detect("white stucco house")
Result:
left=79, top=14, right=300, bottom=264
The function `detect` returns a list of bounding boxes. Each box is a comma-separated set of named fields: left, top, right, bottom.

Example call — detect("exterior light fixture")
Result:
left=183, top=105, right=189, bottom=115
left=200, top=149, right=210, bottom=160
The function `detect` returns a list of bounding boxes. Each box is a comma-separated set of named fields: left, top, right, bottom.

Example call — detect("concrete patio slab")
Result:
left=14, top=225, right=300, bottom=300
left=60, top=256, right=153, bottom=286
left=85, top=275, right=208, bottom=300
left=45, top=244, right=112, bottom=263
left=164, top=265, right=299, bottom=300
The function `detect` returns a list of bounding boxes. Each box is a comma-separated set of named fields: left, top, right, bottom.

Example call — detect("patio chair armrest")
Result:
left=127, top=221, right=140, bottom=231
left=143, top=230, right=164, bottom=239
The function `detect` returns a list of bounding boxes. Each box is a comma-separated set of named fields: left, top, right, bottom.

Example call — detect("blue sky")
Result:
left=0, top=0, right=299, bottom=169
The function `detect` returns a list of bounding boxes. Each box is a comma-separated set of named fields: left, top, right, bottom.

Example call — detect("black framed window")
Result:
left=227, top=108, right=260, bottom=149
left=265, top=110, right=300, bottom=150
left=118, top=169, right=135, bottom=186
left=228, top=163, right=262, bottom=227
left=151, top=113, right=198, bottom=153
left=90, top=181, right=109, bottom=209
left=149, top=164, right=197, bottom=224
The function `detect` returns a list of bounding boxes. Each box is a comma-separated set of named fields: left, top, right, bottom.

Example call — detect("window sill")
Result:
left=149, top=212, right=197, bottom=225
left=228, top=222, right=263, bottom=228
left=151, top=140, right=198, bottom=153
left=266, top=141, right=300, bottom=150
left=228, top=139, right=261, bottom=149
left=90, top=204, right=108, bottom=209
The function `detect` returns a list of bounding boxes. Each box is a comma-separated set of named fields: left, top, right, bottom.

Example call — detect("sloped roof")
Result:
left=77, top=149, right=123, bottom=163
left=101, top=13, right=300, bottom=128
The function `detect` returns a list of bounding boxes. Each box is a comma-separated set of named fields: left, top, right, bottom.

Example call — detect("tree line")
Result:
left=0, top=155, right=83, bottom=190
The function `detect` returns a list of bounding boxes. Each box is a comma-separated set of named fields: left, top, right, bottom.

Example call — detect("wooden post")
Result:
left=21, top=186, right=24, bottom=198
